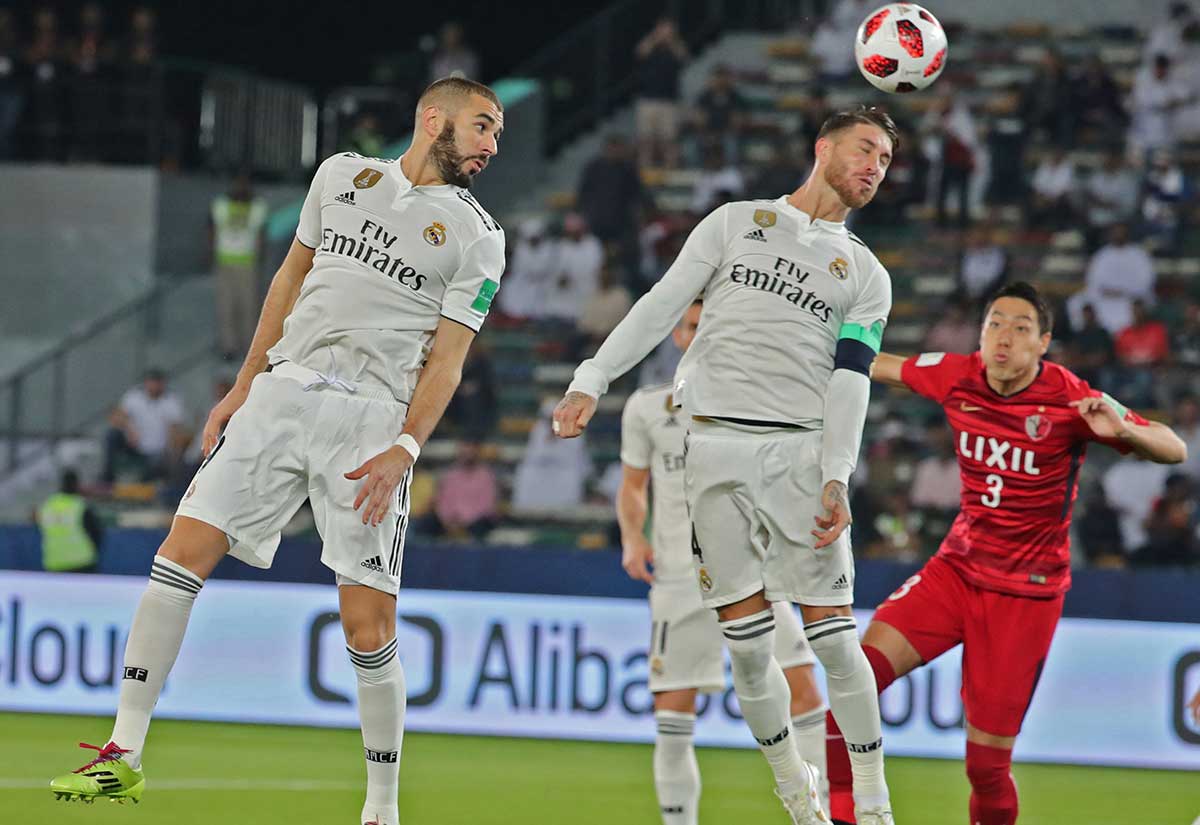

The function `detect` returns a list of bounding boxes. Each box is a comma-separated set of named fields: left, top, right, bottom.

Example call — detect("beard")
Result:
left=824, top=157, right=874, bottom=210
left=430, top=122, right=476, bottom=189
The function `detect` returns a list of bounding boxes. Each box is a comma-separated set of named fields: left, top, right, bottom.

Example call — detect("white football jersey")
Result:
left=269, top=152, right=506, bottom=402
left=571, top=196, right=891, bottom=428
left=619, top=382, right=691, bottom=581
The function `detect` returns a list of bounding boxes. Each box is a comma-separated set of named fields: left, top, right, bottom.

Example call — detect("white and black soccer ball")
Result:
left=854, top=3, right=948, bottom=94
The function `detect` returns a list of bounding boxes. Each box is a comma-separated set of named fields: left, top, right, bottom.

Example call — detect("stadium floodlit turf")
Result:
left=1, top=713, right=1196, bottom=824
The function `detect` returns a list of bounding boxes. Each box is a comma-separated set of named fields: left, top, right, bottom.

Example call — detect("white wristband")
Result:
left=394, top=433, right=420, bottom=461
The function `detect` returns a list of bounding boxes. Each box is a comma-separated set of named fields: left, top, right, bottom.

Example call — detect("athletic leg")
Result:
left=653, top=689, right=701, bottom=825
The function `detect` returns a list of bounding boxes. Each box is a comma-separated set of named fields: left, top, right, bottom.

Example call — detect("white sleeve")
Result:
left=441, top=230, right=506, bottom=332
left=568, top=205, right=727, bottom=398
left=296, top=155, right=338, bottom=249
left=619, top=394, right=653, bottom=470
left=821, top=262, right=892, bottom=487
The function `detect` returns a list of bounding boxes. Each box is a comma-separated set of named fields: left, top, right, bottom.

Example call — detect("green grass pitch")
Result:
left=1, top=712, right=1196, bottom=824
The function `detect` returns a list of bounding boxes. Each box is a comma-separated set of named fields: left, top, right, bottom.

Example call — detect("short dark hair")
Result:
left=984, top=281, right=1053, bottom=334
left=61, top=469, right=80, bottom=494
left=417, top=77, right=502, bottom=116
left=817, top=105, right=899, bottom=152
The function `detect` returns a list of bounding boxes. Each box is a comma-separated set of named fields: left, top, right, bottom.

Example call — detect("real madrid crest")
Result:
left=753, top=209, right=776, bottom=228
left=423, top=221, right=447, bottom=247
left=354, top=168, right=383, bottom=189
left=698, top=566, right=713, bottom=593
left=829, top=257, right=849, bottom=280
left=651, top=657, right=665, bottom=677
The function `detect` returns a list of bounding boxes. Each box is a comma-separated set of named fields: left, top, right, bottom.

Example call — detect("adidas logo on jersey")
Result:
left=360, top=555, right=385, bottom=573
left=743, top=228, right=767, bottom=242
left=832, top=573, right=850, bottom=591
left=335, top=191, right=356, bottom=205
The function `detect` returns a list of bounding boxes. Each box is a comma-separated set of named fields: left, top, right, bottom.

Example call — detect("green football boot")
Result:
left=50, top=741, right=145, bottom=804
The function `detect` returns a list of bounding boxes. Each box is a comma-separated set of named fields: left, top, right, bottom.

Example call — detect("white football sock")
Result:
left=792, top=706, right=829, bottom=812
left=653, top=710, right=700, bottom=825
left=805, top=616, right=889, bottom=810
left=349, top=638, right=406, bottom=819
left=110, top=556, right=204, bottom=769
left=721, top=609, right=811, bottom=798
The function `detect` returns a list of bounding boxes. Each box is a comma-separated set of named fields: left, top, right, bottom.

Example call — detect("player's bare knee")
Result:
left=653, top=689, right=698, bottom=713
left=862, top=620, right=922, bottom=677
left=714, top=590, right=770, bottom=623
left=157, top=516, right=231, bottom=581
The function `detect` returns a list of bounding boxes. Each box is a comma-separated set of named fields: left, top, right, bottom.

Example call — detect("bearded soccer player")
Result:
left=825, top=281, right=1187, bottom=825
left=620, top=302, right=831, bottom=824
left=555, top=106, right=902, bottom=825
left=49, top=77, right=506, bottom=825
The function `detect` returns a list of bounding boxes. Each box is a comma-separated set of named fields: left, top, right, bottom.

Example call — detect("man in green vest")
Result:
left=37, top=470, right=102, bottom=573
left=210, top=172, right=268, bottom=360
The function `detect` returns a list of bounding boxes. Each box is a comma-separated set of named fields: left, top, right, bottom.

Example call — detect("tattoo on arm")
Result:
left=566, top=391, right=593, bottom=405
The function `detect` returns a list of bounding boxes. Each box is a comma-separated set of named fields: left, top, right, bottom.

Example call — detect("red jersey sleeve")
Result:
left=1065, top=374, right=1150, bottom=454
left=900, top=352, right=975, bottom=404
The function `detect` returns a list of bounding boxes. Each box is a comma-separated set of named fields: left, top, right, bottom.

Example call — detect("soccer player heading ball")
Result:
left=826, top=281, right=1187, bottom=825
left=556, top=106, right=901, bottom=824
left=50, top=77, right=506, bottom=825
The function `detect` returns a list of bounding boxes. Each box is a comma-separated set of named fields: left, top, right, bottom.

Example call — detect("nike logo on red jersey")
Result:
left=959, top=432, right=1041, bottom=476
left=960, top=402, right=982, bottom=412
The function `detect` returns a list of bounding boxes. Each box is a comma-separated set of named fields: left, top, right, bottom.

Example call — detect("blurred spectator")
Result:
left=0, top=10, right=21, bottom=159
left=103, top=368, right=189, bottom=483
left=343, top=113, right=386, bottom=157
left=1128, top=54, right=1189, bottom=159
left=575, top=264, right=633, bottom=357
left=210, top=173, right=268, bottom=360
left=512, top=400, right=592, bottom=510
left=544, top=213, right=603, bottom=323
left=444, top=341, right=498, bottom=439
left=577, top=134, right=644, bottom=276
left=1140, top=150, right=1190, bottom=254
left=929, top=95, right=979, bottom=229
left=1146, top=2, right=1196, bottom=64
left=37, top=469, right=103, bottom=573
left=693, top=65, right=748, bottom=164
left=498, top=218, right=557, bottom=320
left=1102, top=453, right=1171, bottom=554
left=119, top=5, right=161, bottom=164
left=1172, top=393, right=1200, bottom=481
left=433, top=441, right=498, bottom=541
left=1083, top=150, right=1140, bottom=249
left=958, top=226, right=1008, bottom=300
left=68, top=2, right=115, bottom=162
left=428, top=22, right=479, bottom=81
left=829, top=0, right=877, bottom=33
left=691, top=137, right=745, bottom=214
left=923, top=297, right=979, bottom=355
left=25, top=5, right=64, bottom=161
left=634, top=17, right=688, bottom=169
left=1068, top=303, right=1116, bottom=388
left=637, top=204, right=676, bottom=284
left=1115, top=299, right=1170, bottom=368
left=1067, top=223, right=1156, bottom=335
left=810, top=20, right=856, bottom=84
left=910, top=423, right=961, bottom=512
left=405, top=471, right=438, bottom=538
left=1077, top=486, right=1127, bottom=566
left=1135, top=473, right=1199, bottom=565
left=1021, top=50, right=1074, bottom=144
left=865, top=489, right=924, bottom=562
left=798, top=88, right=834, bottom=155
left=1069, top=56, right=1127, bottom=140
left=1176, top=301, right=1200, bottom=368
left=1028, top=147, right=1076, bottom=230
left=182, top=376, right=234, bottom=471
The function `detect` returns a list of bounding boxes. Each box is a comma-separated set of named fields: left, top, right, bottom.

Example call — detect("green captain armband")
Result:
left=838, top=321, right=885, bottom=353
left=1100, top=392, right=1130, bottom=420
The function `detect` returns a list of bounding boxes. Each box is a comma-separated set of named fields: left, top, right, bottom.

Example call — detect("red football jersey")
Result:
left=900, top=352, right=1148, bottom=597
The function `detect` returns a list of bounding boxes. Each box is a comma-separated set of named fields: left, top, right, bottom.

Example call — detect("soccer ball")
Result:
left=854, top=3, right=948, bottom=94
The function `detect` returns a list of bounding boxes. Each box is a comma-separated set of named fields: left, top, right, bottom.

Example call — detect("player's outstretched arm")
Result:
left=1071, top=396, right=1187, bottom=464
left=202, top=239, right=315, bottom=456
left=347, top=317, right=476, bottom=526
left=868, top=352, right=907, bottom=389
left=616, top=464, right=655, bottom=583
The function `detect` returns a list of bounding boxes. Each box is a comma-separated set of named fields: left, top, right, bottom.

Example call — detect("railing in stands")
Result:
left=510, top=0, right=826, bottom=154
left=0, top=278, right=215, bottom=476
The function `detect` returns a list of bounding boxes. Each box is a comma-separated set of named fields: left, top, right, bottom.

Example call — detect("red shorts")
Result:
left=871, top=554, right=1063, bottom=737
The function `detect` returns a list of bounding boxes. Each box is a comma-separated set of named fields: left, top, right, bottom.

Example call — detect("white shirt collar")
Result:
left=391, top=156, right=460, bottom=201
left=773, top=195, right=848, bottom=235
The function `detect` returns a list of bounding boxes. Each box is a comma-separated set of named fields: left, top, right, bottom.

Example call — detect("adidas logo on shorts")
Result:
left=360, top=555, right=385, bottom=573
left=832, top=573, right=850, bottom=591
left=742, top=228, right=767, bottom=242
left=335, top=191, right=356, bottom=205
